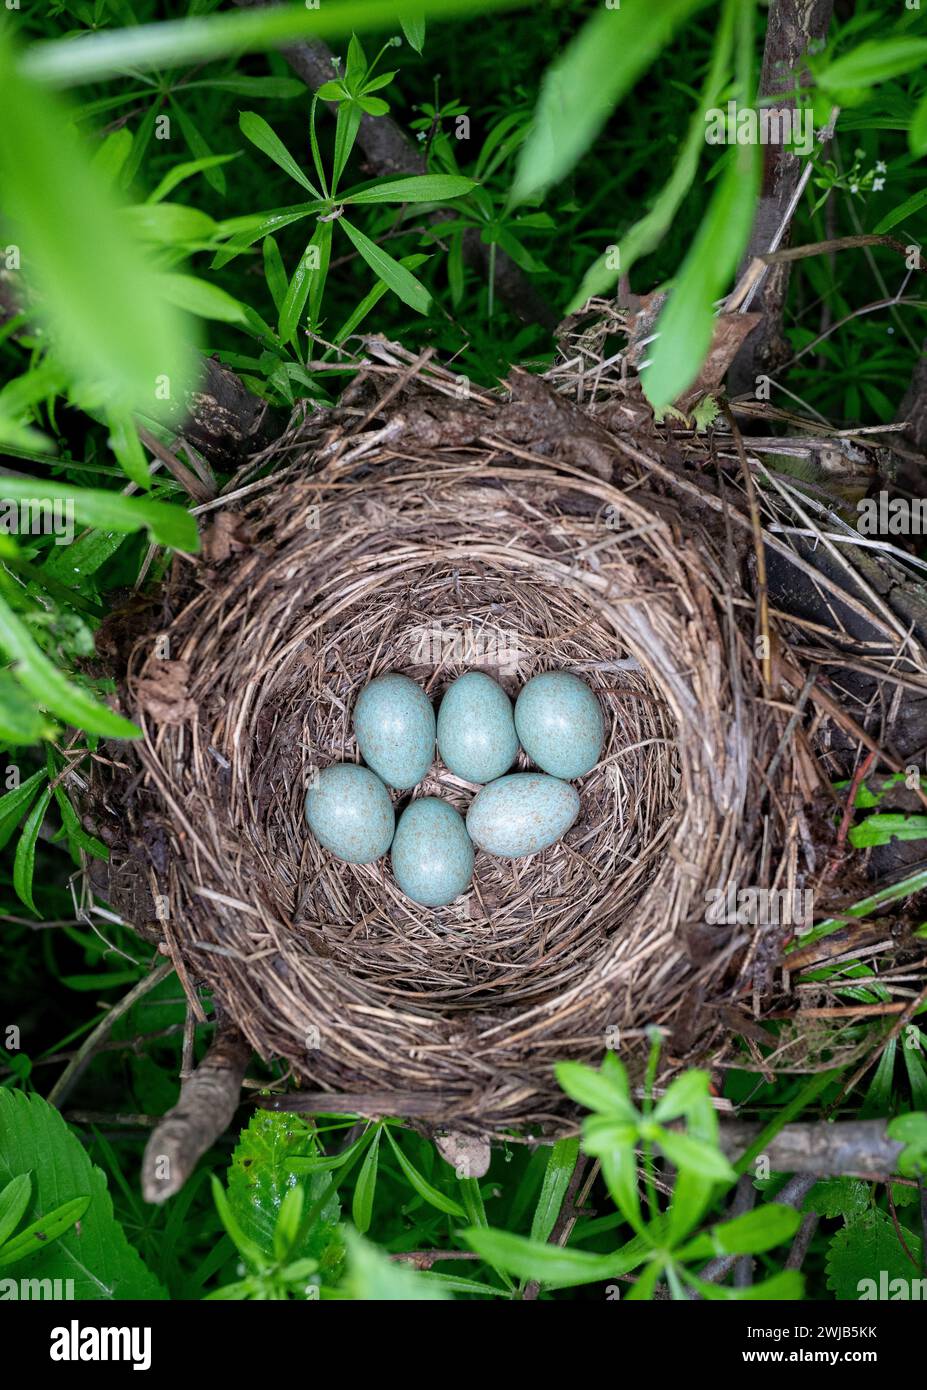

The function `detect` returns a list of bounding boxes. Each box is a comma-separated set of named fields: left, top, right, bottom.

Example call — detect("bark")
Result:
left=141, top=1026, right=251, bottom=1203
left=716, top=1118, right=904, bottom=1176
left=729, top=0, right=835, bottom=395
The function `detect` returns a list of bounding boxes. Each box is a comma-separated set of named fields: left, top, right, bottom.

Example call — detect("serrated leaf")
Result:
left=227, top=1111, right=341, bottom=1265
left=0, top=592, right=140, bottom=738
left=0, top=1090, right=166, bottom=1298
left=804, top=1178, right=869, bottom=1220
left=826, top=1209, right=922, bottom=1299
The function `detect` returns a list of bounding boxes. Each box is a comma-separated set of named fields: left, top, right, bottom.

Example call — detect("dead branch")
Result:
left=718, top=1118, right=904, bottom=1176
left=729, top=0, right=835, bottom=393
left=141, top=1024, right=251, bottom=1204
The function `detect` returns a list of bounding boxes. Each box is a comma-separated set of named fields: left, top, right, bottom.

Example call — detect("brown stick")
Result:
left=729, top=0, right=835, bottom=394
left=141, top=1025, right=251, bottom=1204
left=718, top=1118, right=903, bottom=1176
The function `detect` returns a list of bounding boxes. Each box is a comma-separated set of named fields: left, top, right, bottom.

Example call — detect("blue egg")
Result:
left=437, top=671, right=519, bottom=784
left=515, top=671, right=604, bottom=779
left=354, top=673, right=435, bottom=790
left=466, top=773, right=580, bottom=858
left=391, top=797, right=474, bottom=906
left=305, top=764, right=394, bottom=865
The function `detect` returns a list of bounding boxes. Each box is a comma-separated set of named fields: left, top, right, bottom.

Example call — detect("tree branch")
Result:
left=141, top=1024, right=251, bottom=1204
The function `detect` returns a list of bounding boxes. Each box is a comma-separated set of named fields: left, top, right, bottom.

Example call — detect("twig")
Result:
left=141, top=1024, right=251, bottom=1203
left=47, top=960, right=174, bottom=1109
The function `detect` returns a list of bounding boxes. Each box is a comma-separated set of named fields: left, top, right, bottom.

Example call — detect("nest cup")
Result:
left=107, top=442, right=781, bottom=1136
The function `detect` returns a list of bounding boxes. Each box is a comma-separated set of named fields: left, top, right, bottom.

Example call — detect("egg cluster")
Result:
left=304, top=669, right=604, bottom=908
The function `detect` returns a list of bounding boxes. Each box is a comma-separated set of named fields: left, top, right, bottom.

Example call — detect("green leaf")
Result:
left=239, top=110, right=320, bottom=195
left=0, top=592, right=140, bottom=738
left=400, top=9, right=426, bottom=53
left=687, top=1268, right=804, bottom=1300
left=189, top=75, right=306, bottom=99
left=464, top=1227, right=642, bottom=1286
left=653, top=1070, right=712, bottom=1124
left=0, top=1195, right=91, bottom=1268
left=352, top=1127, right=381, bottom=1235
left=342, top=1228, right=448, bottom=1300
left=656, top=1128, right=736, bottom=1182
left=530, top=1138, right=580, bottom=1244
left=24, top=0, right=518, bottom=86
left=212, top=204, right=318, bottom=269
left=0, top=769, right=48, bottom=851
left=158, top=273, right=250, bottom=325
left=873, top=187, right=927, bottom=235
left=826, top=1209, right=923, bottom=1298
left=340, top=217, right=432, bottom=313
left=106, top=411, right=150, bottom=489
left=332, top=99, right=363, bottom=192
left=911, top=90, right=927, bottom=157
left=383, top=1128, right=466, bottom=1218
left=818, top=38, right=927, bottom=92
left=332, top=252, right=429, bottom=344
left=803, top=1178, right=869, bottom=1221
left=849, top=813, right=927, bottom=848
left=555, top=1058, right=637, bottom=1118
left=0, top=30, right=196, bottom=416
left=171, top=98, right=226, bottom=195
left=0, top=478, right=198, bottom=551
left=568, top=0, right=734, bottom=307
left=679, top=1204, right=802, bottom=1260
left=13, top=784, right=52, bottom=913
left=121, top=201, right=218, bottom=245
left=263, top=235, right=288, bottom=314
left=512, top=0, right=712, bottom=205
left=641, top=141, right=761, bottom=409
left=211, top=1175, right=268, bottom=1269
left=0, top=1174, right=32, bottom=1249
left=0, top=674, right=57, bottom=744
left=279, top=220, right=332, bottom=344
left=345, top=174, right=477, bottom=205
left=148, top=153, right=239, bottom=204
left=0, top=1090, right=166, bottom=1298
left=227, top=1112, right=341, bottom=1265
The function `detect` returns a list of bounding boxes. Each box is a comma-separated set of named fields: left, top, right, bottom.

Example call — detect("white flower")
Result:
left=850, top=183, right=859, bottom=194
left=873, top=177, right=885, bottom=191
left=416, top=131, right=426, bottom=142
left=876, top=160, right=887, bottom=174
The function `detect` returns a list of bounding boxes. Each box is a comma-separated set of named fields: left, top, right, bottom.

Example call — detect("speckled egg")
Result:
left=353, top=673, right=436, bottom=790
left=391, top=797, right=474, bottom=906
left=514, top=671, right=604, bottom=779
left=466, top=773, right=580, bottom=858
left=437, top=671, right=519, bottom=784
left=305, top=763, right=394, bottom=865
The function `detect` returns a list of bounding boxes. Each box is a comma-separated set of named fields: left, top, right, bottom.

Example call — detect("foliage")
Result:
left=0, top=0, right=925, bottom=1304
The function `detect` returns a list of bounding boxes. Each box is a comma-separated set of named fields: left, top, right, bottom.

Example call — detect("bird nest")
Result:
left=86, top=357, right=921, bottom=1137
